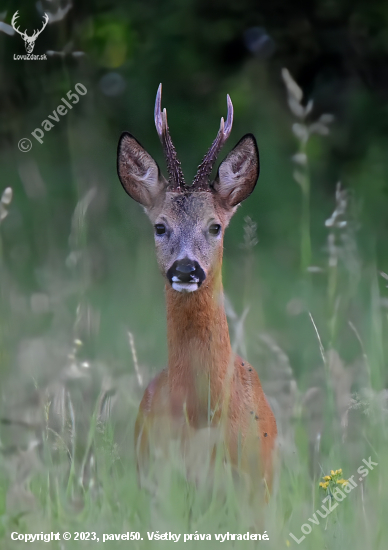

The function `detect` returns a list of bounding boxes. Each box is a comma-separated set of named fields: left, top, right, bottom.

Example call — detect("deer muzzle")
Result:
left=167, top=259, right=206, bottom=293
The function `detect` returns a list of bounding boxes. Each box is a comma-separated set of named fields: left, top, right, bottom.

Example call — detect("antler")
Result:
left=11, top=11, right=27, bottom=38
left=31, top=13, right=49, bottom=39
left=192, top=94, right=234, bottom=189
left=154, top=84, right=185, bottom=190
left=11, top=11, right=49, bottom=39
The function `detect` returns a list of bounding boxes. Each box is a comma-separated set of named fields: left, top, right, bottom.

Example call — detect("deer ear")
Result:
left=117, top=132, right=166, bottom=207
left=212, top=134, right=259, bottom=208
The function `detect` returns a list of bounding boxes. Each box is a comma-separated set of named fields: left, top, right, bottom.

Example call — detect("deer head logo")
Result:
left=11, top=11, right=49, bottom=54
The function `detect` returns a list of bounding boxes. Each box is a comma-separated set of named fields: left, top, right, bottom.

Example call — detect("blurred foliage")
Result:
left=0, top=0, right=387, bottom=381
left=0, top=0, right=388, bottom=545
left=0, top=0, right=388, bottom=374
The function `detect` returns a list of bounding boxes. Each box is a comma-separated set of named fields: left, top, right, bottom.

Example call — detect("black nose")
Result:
left=167, top=259, right=206, bottom=286
left=176, top=262, right=195, bottom=277
left=173, top=260, right=197, bottom=283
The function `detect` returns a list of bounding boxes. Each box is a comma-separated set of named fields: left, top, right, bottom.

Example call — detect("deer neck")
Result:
left=165, top=265, right=233, bottom=419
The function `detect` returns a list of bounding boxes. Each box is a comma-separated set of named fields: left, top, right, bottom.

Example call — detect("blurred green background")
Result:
left=1, top=0, right=388, bottom=548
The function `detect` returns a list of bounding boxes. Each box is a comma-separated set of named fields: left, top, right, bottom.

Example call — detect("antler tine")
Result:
left=11, top=10, right=19, bottom=26
left=41, top=13, right=49, bottom=32
left=154, top=84, right=185, bottom=190
left=154, top=83, right=168, bottom=136
left=32, top=13, right=49, bottom=38
left=11, top=11, right=24, bottom=37
left=192, top=94, right=234, bottom=189
left=224, top=94, right=234, bottom=137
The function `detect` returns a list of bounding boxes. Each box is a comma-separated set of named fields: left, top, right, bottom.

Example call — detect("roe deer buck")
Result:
left=117, top=84, right=277, bottom=496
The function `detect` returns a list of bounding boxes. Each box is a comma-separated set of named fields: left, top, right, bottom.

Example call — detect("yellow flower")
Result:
left=321, top=468, right=346, bottom=489
left=336, top=479, right=348, bottom=485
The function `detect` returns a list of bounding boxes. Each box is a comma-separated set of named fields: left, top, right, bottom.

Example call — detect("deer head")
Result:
left=11, top=11, right=49, bottom=54
left=117, top=85, right=259, bottom=293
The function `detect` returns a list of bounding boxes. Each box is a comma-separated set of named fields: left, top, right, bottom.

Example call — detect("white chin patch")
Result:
left=172, top=282, right=199, bottom=293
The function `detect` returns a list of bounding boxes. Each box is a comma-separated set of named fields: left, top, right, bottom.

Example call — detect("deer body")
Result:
left=117, top=85, right=277, bottom=494
left=136, top=278, right=277, bottom=486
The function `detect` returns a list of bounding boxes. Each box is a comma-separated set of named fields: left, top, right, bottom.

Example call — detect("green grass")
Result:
left=1, top=193, right=387, bottom=549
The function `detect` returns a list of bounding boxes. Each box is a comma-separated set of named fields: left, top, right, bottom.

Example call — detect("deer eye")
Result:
left=155, top=224, right=166, bottom=235
left=209, top=224, right=221, bottom=236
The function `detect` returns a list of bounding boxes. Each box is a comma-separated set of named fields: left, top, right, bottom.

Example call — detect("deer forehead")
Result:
left=150, top=191, right=224, bottom=226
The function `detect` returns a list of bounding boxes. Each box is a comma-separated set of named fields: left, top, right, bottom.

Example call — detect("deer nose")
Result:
left=167, top=259, right=206, bottom=286
left=176, top=262, right=196, bottom=275
left=174, top=260, right=197, bottom=283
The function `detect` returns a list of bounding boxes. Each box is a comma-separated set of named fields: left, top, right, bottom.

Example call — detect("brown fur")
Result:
left=135, top=265, right=277, bottom=493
